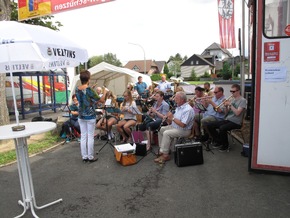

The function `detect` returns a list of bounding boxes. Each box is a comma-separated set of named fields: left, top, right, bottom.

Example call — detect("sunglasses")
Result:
left=214, top=91, right=219, bottom=94
left=230, top=90, right=237, bottom=93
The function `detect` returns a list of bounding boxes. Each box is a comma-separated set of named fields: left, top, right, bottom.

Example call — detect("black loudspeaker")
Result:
left=174, top=142, right=204, bottom=167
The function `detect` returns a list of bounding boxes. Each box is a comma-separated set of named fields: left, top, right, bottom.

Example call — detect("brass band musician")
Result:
left=204, top=84, right=247, bottom=152
left=199, top=86, right=226, bottom=143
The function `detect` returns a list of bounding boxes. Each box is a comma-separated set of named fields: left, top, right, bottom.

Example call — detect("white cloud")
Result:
left=53, top=0, right=247, bottom=65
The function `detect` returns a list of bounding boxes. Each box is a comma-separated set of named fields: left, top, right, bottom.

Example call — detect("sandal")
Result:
left=154, top=155, right=170, bottom=164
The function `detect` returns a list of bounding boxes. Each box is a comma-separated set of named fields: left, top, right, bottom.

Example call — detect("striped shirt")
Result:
left=172, top=103, right=195, bottom=130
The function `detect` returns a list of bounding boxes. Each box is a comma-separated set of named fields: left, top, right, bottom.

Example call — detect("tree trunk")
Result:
left=0, top=0, right=11, bottom=126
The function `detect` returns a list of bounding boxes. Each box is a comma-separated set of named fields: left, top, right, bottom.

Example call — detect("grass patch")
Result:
left=188, top=81, right=213, bottom=85
left=0, top=132, right=62, bottom=166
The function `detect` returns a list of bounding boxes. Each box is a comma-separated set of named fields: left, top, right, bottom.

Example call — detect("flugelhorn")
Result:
left=214, top=95, right=233, bottom=111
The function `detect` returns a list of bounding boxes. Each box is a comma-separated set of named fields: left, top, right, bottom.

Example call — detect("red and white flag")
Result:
left=217, top=0, right=236, bottom=49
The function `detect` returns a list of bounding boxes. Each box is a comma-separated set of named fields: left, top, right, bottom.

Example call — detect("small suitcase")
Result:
left=174, top=142, right=204, bottom=167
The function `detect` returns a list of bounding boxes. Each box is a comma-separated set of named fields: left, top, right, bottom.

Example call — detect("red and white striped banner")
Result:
left=217, top=0, right=236, bottom=49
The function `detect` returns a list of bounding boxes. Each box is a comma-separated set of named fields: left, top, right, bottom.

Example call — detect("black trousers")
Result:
left=205, top=120, right=241, bottom=146
left=138, top=119, right=163, bottom=131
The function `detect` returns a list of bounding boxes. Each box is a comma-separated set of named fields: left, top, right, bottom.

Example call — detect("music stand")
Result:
left=96, top=106, right=121, bottom=154
left=147, top=127, right=159, bottom=156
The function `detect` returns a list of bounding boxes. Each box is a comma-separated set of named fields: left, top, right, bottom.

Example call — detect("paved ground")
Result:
left=1, top=110, right=290, bottom=218
left=1, top=132, right=290, bottom=217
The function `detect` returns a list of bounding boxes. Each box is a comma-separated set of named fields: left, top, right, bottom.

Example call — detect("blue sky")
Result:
left=54, top=0, right=248, bottom=65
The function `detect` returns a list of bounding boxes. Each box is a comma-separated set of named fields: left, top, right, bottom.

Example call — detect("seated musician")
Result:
left=199, top=86, right=226, bottom=144
left=137, top=91, right=170, bottom=151
left=96, top=91, right=119, bottom=140
left=204, top=82, right=214, bottom=97
left=61, top=94, right=81, bottom=143
left=204, top=84, right=247, bottom=152
left=127, top=82, right=139, bottom=99
left=116, top=90, right=141, bottom=143
left=155, top=91, right=194, bottom=163
left=189, top=86, right=206, bottom=139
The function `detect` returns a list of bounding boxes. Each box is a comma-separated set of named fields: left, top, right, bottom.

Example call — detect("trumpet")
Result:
left=214, top=95, right=233, bottom=111
left=194, top=96, right=214, bottom=101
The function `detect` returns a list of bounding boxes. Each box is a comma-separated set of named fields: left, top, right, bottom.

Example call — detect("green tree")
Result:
left=234, top=63, right=240, bottom=77
left=202, top=71, right=211, bottom=78
left=163, top=63, right=169, bottom=75
left=168, top=53, right=187, bottom=76
left=190, top=68, right=198, bottom=81
left=103, top=53, right=122, bottom=67
left=221, top=62, right=232, bottom=80
left=81, top=53, right=122, bottom=70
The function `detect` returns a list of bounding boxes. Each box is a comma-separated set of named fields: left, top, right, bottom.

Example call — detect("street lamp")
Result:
left=128, top=42, right=146, bottom=74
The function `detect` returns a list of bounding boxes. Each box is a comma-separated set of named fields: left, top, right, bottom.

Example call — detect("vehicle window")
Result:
left=265, top=0, right=290, bottom=37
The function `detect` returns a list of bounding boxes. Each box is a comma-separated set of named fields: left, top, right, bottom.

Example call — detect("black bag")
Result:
left=135, top=143, right=147, bottom=156
left=174, top=142, right=204, bottom=167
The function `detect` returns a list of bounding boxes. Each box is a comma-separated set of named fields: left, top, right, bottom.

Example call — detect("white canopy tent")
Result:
left=69, top=62, right=152, bottom=104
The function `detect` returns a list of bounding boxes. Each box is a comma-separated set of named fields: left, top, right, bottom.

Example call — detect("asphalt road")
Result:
left=1, top=136, right=290, bottom=218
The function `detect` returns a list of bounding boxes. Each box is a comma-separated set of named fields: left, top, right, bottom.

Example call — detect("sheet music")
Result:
left=114, top=143, right=135, bottom=153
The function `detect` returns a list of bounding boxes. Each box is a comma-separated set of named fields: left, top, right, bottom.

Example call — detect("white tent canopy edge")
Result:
left=69, top=62, right=152, bottom=104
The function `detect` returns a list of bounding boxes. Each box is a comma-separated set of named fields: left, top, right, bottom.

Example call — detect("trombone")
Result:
left=214, top=95, right=233, bottom=111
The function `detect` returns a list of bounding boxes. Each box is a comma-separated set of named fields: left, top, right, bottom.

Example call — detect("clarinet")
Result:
left=157, top=116, right=168, bottom=132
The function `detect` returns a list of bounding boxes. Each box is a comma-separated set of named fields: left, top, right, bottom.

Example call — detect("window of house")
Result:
left=190, top=61, right=194, bottom=65
left=196, top=60, right=199, bottom=65
left=132, top=65, right=139, bottom=71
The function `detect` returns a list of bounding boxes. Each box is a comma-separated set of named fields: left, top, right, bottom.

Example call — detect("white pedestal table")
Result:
left=0, top=122, right=63, bottom=218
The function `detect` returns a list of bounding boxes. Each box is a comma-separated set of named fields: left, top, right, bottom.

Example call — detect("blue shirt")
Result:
left=157, top=81, right=171, bottom=93
left=152, top=100, right=170, bottom=120
left=135, top=82, right=147, bottom=97
left=203, top=96, right=225, bottom=120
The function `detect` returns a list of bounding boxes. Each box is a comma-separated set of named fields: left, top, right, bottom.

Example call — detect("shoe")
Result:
left=65, top=138, right=71, bottom=143
left=212, top=142, right=221, bottom=149
left=219, top=146, right=229, bottom=152
left=61, top=132, right=67, bottom=139
left=154, top=155, right=170, bottom=164
left=77, top=138, right=81, bottom=143
left=82, top=158, right=88, bottom=163
left=88, top=157, right=98, bottom=163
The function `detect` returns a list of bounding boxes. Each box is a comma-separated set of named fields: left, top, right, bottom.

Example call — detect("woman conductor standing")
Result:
left=76, top=70, right=106, bottom=163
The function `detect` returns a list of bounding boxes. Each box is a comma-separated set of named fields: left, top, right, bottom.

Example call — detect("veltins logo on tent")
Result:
left=47, top=47, right=53, bottom=56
